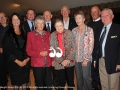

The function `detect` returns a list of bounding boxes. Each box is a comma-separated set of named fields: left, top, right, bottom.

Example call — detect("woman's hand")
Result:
left=82, top=60, right=88, bottom=66
left=52, top=61, right=54, bottom=67
left=15, top=59, right=25, bottom=67
left=0, top=48, right=3, bottom=53
left=40, top=51, right=48, bottom=57
left=23, top=57, right=30, bottom=65
left=61, top=60, right=70, bottom=67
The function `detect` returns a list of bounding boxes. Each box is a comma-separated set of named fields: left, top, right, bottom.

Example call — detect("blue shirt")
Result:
left=100, top=22, right=112, bottom=57
left=27, top=19, right=35, bottom=31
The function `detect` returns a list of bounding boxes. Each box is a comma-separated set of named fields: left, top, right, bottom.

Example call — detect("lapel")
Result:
left=26, top=21, right=31, bottom=32
left=44, top=22, right=55, bottom=33
left=105, top=23, right=115, bottom=47
left=24, top=20, right=31, bottom=32
left=68, top=18, right=71, bottom=30
left=51, top=22, right=55, bottom=33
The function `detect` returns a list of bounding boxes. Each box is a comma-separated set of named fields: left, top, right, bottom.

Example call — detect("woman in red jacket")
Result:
left=26, top=15, right=52, bottom=90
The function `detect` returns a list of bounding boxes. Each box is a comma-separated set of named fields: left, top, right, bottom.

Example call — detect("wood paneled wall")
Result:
left=51, top=1, right=120, bottom=23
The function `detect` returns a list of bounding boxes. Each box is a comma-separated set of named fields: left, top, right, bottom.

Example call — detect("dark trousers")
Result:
left=0, top=54, right=8, bottom=90
left=91, top=61, right=101, bottom=90
left=32, top=67, right=52, bottom=90
left=56, top=66, right=74, bottom=90
left=51, top=66, right=57, bottom=86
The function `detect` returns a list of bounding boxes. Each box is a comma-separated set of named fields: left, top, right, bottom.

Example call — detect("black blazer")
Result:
left=23, top=20, right=31, bottom=34
left=95, top=23, right=120, bottom=74
left=0, top=36, right=2, bottom=48
left=44, top=21, right=55, bottom=33
left=2, top=27, right=29, bottom=72
left=62, top=17, right=77, bottom=30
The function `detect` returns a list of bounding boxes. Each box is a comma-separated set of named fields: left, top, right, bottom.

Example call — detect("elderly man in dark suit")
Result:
left=61, top=6, right=77, bottom=30
left=43, top=10, right=55, bottom=33
left=43, top=10, right=57, bottom=87
left=23, top=9, right=36, bottom=33
left=87, top=6, right=103, bottom=90
left=94, top=8, right=120, bottom=90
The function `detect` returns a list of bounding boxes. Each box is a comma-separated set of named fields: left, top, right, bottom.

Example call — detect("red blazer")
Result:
left=26, top=30, right=52, bottom=67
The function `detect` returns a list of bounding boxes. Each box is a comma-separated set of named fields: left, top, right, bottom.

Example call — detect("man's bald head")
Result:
left=91, top=6, right=101, bottom=20
left=61, top=6, right=70, bottom=18
left=43, top=10, right=52, bottom=22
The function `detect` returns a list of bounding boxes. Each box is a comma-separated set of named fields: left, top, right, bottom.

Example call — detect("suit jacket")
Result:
left=50, top=30, right=76, bottom=70
left=0, top=36, right=2, bottom=48
left=44, top=21, right=55, bottom=33
left=95, top=23, right=120, bottom=74
left=23, top=20, right=32, bottom=34
left=2, top=27, right=29, bottom=72
left=62, top=17, right=77, bottom=31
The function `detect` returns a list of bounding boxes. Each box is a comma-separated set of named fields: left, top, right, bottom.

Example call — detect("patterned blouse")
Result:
left=72, top=25, right=94, bottom=62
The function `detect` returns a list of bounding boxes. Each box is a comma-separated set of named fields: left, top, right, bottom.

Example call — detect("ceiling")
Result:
left=0, top=0, right=118, bottom=16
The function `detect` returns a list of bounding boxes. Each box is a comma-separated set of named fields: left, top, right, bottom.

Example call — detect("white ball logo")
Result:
left=49, top=46, right=63, bottom=58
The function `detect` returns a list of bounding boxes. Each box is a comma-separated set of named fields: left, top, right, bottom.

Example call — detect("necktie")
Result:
left=31, top=22, right=34, bottom=31
left=47, top=23, right=50, bottom=32
left=99, top=27, right=107, bottom=58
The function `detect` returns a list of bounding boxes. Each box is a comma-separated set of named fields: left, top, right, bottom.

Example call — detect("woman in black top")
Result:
left=2, top=13, right=30, bottom=90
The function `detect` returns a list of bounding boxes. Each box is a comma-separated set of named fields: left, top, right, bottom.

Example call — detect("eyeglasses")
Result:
left=0, top=16, right=6, bottom=19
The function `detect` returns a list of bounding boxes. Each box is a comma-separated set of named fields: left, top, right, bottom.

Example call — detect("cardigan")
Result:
left=26, top=30, right=52, bottom=67
left=50, top=29, right=76, bottom=70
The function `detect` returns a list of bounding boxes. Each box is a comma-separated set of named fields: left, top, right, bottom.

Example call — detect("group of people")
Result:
left=0, top=5, right=120, bottom=90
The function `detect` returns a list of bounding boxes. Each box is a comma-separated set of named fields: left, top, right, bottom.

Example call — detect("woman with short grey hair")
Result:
left=72, top=11, right=94, bottom=90
left=26, top=15, right=52, bottom=90
left=34, top=15, right=45, bottom=26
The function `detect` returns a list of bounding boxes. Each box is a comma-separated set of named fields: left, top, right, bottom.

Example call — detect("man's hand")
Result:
left=116, top=65, right=120, bottom=71
left=93, top=62, right=96, bottom=68
left=0, top=48, right=3, bottom=53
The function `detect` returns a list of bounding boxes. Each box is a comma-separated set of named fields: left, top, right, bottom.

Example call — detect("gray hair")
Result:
left=54, top=19, right=64, bottom=26
left=34, top=15, right=45, bottom=26
left=102, top=8, right=113, bottom=15
left=74, top=10, right=85, bottom=18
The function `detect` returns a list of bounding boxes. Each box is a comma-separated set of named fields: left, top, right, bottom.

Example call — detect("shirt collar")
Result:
left=63, top=17, right=69, bottom=23
left=93, top=17, right=101, bottom=22
left=27, top=19, right=34, bottom=23
left=56, top=30, right=65, bottom=34
left=35, top=30, right=46, bottom=36
left=104, top=22, right=112, bottom=29
left=46, top=21, right=51, bottom=24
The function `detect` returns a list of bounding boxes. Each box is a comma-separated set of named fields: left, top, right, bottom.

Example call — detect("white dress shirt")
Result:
left=63, top=17, right=69, bottom=30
